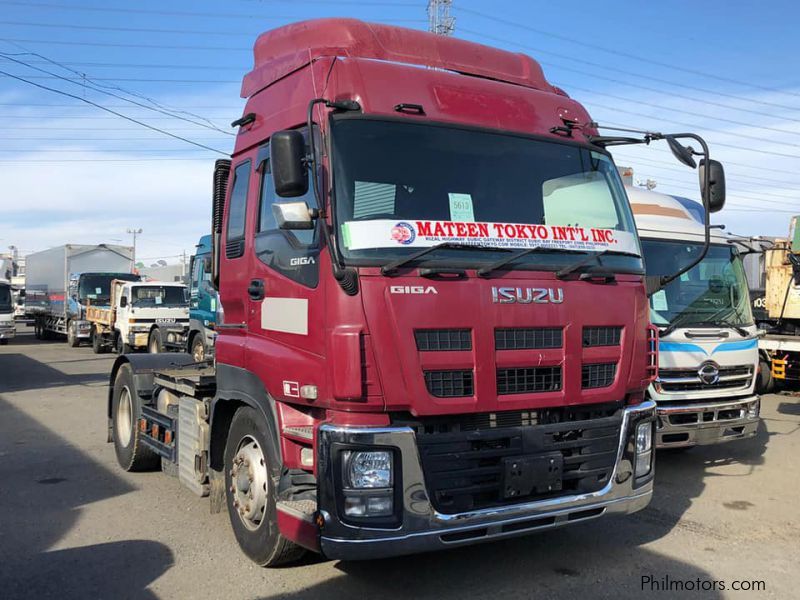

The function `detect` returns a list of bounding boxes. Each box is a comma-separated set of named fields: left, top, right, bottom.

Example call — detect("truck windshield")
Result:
left=331, top=118, right=642, bottom=272
left=131, top=286, right=188, bottom=307
left=0, top=285, right=11, bottom=313
left=642, top=240, right=754, bottom=329
left=79, top=273, right=138, bottom=302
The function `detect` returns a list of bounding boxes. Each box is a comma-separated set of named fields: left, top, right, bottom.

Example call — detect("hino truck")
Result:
left=25, top=244, right=139, bottom=345
left=0, top=280, right=14, bottom=344
left=105, top=19, right=726, bottom=565
left=628, top=186, right=759, bottom=448
left=186, top=235, right=222, bottom=361
left=87, top=279, right=189, bottom=354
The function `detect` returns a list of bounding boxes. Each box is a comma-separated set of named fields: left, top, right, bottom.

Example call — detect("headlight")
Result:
left=344, top=450, right=393, bottom=488
left=747, top=400, right=760, bottom=419
left=635, top=422, right=653, bottom=478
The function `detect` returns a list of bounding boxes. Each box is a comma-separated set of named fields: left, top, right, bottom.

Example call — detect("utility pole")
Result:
left=428, top=0, right=455, bottom=36
left=127, top=228, right=143, bottom=270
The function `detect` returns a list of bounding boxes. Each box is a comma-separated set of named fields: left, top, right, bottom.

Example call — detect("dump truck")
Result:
left=106, top=19, right=727, bottom=565
left=25, top=244, right=139, bottom=345
left=87, top=279, right=189, bottom=354
left=756, top=218, right=800, bottom=387
left=629, top=186, right=759, bottom=447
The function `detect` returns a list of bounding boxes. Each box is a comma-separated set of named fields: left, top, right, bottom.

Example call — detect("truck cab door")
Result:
left=244, top=140, right=326, bottom=401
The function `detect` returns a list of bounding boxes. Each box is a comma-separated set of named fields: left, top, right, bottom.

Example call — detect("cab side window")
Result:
left=226, top=160, right=251, bottom=259
left=258, top=153, right=317, bottom=246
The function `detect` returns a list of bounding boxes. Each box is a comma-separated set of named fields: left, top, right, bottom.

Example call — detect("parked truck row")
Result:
left=96, top=19, right=747, bottom=568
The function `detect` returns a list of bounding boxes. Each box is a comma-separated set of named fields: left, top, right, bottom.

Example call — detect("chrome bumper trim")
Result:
left=655, top=395, right=760, bottom=448
left=317, top=400, right=656, bottom=560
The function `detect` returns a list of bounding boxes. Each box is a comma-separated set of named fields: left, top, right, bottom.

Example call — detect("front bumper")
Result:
left=75, top=319, right=91, bottom=339
left=655, top=395, right=760, bottom=448
left=317, top=401, right=656, bottom=560
left=0, top=325, right=15, bottom=339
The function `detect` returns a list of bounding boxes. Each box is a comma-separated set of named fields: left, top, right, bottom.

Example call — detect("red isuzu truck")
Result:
left=107, top=19, right=726, bottom=565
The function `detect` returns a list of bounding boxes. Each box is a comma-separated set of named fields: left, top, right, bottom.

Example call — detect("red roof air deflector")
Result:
left=242, top=18, right=553, bottom=98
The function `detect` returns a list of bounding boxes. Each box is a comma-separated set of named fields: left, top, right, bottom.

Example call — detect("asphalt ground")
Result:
left=1, top=323, right=797, bottom=599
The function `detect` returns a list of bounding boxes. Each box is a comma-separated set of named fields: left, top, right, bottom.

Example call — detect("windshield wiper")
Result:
left=555, top=249, right=641, bottom=280
left=659, top=310, right=700, bottom=338
left=477, top=246, right=584, bottom=278
left=380, top=242, right=509, bottom=276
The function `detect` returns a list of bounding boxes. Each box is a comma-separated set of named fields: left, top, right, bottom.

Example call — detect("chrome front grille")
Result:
left=657, top=365, right=753, bottom=394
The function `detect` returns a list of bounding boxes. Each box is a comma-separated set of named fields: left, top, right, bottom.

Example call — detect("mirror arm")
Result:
left=656, top=133, right=712, bottom=292
left=306, top=97, right=359, bottom=296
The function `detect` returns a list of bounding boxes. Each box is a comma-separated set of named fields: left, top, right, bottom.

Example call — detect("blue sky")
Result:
left=0, top=0, right=798, bottom=263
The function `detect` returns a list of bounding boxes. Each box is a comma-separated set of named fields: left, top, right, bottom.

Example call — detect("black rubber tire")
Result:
left=111, top=364, right=160, bottom=471
left=34, top=319, right=42, bottom=340
left=91, top=328, right=105, bottom=354
left=190, top=334, right=207, bottom=362
left=116, top=331, right=132, bottom=354
left=224, top=406, right=305, bottom=567
left=0, top=339, right=8, bottom=345
left=757, top=359, right=775, bottom=395
left=67, top=320, right=80, bottom=347
left=148, top=328, right=163, bottom=354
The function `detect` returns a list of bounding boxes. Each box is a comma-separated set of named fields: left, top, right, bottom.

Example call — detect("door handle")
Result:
left=247, top=279, right=265, bottom=301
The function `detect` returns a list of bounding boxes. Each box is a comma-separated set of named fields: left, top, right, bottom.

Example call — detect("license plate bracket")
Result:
left=502, top=452, right=563, bottom=499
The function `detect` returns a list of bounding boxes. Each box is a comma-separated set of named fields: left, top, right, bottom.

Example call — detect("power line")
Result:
left=0, top=51, right=235, bottom=135
left=0, top=158, right=213, bottom=163
left=459, top=7, right=800, bottom=101
left=7, top=74, right=239, bottom=84
left=0, top=69, right=228, bottom=154
left=459, top=28, right=800, bottom=122
left=1, top=38, right=249, bottom=51
left=0, top=19, right=426, bottom=35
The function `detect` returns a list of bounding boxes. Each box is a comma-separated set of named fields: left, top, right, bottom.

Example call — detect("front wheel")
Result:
left=116, top=332, right=132, bottom=355
left=67, top=320, right=80, bottom=347
left=224, top=407, right=305, bottom=567
left=190, top=335, right=207, bottom=362
left=91, top=327, right=106, bottom=354
left=0, top=339, right=8, bottom=346
left=148, top=329, right=163, bottom=354
left=757, top=359, right=775, bottom=395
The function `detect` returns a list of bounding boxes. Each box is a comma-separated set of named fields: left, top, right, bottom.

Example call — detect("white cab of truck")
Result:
left=0, top=281, right=15, bottom=344
left=629, top=186, right=759, bottom=448
left=115, top=281, right=189, bottom=353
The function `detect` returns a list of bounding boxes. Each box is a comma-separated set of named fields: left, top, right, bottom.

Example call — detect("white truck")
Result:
left=0, top=280, right=14, bottom=344
left=87, top=280, right=190, bottom=354
left=25, top=244, right=138, bottom=345
left=628, top=186, right=760, bottom=448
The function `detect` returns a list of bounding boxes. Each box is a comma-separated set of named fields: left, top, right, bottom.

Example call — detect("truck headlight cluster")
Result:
left=341, top=450, right=394, bottom=518
left=635, top=422, right=653, bottom=478
left=747, top=400, right=760, bottom=419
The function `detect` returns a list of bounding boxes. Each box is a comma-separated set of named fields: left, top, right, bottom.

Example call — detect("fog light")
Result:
left=344, top=450, right=393, bottom=489
left=635, top=422, right=653, bottom=478
left=747, top=400, right=760, bottom=419
left=344, top=494, right=394, bottom=518
left=167, top=332, right=176, bottom=343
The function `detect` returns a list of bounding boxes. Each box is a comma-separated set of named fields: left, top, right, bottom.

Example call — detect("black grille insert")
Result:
left=415, top=329, right=471, bottom=351
left=582, top=363, right=617, bottom=389
left=425, top=370, right=474, bottom=397
left=495, top=328, right=562, bottom=350
left=497, top=367, right=561, bottom=394
left=583, top=326, right=622, bottom=347
left=415, top=408, right=623, bottom=514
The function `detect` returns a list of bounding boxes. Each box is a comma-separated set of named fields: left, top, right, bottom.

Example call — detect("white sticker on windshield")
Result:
left=342, top=219, right=640, bottom=255
left=448, top=193, right=475, bottom=222
left=652, top=290, right=668, bottom=312
left=95, top=287, right=102, bottom=294
left=155, top=296, right=163, bottom=305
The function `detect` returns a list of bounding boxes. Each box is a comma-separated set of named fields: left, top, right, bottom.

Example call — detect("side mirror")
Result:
left=270, top=130, right=308, bottom=198
left=666, top=135, right=697, bottom=168
left=119, top=296, right=128, bottom=308
left=699, top=159, right=726, bottom=213
left=19, top=289, right=25, bottom=298
left=273, top=201, right=317, bottom=230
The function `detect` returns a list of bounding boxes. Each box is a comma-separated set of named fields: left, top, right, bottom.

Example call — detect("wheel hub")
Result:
left=230, top=436, right=268, bottom=531
left=116, top=386, right=133, bottom=447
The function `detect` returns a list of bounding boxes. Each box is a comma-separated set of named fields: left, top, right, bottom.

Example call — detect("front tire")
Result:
left=757, top=359, right=775, bottom=395
left=67, top=320, right=80, bottom=347
left=190, top=334, right=207, bottom=362
left=91, top=327, right=106, bottom=354
left=224, top=407, right=304, bottom=567
left=116, top=331, right=132, bottom=354
left=148, top=328, right=163, bottom=354
left=111, top=364, right=159, bottom=471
